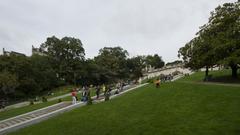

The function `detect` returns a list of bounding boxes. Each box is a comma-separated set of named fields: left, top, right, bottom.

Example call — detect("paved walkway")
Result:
left=0, top=102, right=71, bottom=134
left=0, top=84, right=147, bottom=135
left=1, top=91, right=77, bottom=112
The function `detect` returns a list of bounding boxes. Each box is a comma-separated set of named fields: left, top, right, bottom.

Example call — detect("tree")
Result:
left=0, top=71, right=18, bottom=100
left=0, top=54, right=60, bottom=100
left=179, top=1, right=240, bottom=78
left=208, top=2, right=240, bottom=78
left=126, top=56, right=145, bottom=80
left=40, top=36, right=85, bottom=83
left=145, top=54, right=165, bottom=69
left=94, top=46, right=129, bottom=83
left=166, top=60, right=183, bottom=66
left=30, top=54, right=60, bottom=92
left=178, top=35, right=216, bottom=78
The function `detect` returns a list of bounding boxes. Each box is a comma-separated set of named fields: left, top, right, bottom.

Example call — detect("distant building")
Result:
left=2, top=48, right=26, bottom=56
left=32, top=45, right=45, bottom=56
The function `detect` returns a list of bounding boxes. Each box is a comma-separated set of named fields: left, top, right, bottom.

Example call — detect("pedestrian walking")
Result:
left=102, top=84, right=106, bottom=96
left=120, top=82, right=124, bottom=92
left=115, top=83, right=120, bottom=94
left=96, top=85, right=100, bottom=99
left=81, top=86, right=87, bottom=102
left=73, top=88, right=78, bottom=101
left=71, top=90, right=77, bottom=104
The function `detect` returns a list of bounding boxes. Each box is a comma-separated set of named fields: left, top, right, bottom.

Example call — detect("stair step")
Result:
left=0, top=124, right=8, bottom=129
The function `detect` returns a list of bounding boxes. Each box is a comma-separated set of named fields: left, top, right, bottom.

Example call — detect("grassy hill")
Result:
left=180, top=70, right=240, bottom=84
left=9, top=73, right=240, bottom=135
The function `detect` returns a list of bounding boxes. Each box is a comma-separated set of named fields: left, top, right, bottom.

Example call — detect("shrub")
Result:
left=29, top=100, right=34, bottom=105
left=42, top=97, right=48, bottom=102
left=105, top=92, right=110, bottom=101
left=87, top=94, right=92, bottom=105
left=58, top=98, right=62, bottom=103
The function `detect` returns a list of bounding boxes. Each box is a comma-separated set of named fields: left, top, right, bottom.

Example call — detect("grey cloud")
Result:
left=0, top=0, right=236, bottom=62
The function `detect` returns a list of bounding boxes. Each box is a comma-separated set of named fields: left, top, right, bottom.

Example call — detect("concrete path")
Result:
left=0, top=83, right=148, bottom=135
left=0, top=102, right=71, bottom=134
left=1, top=91, right=76, bottom=112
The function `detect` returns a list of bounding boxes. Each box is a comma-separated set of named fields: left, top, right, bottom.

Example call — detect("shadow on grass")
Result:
left=207, top=74, right=240, bottom=84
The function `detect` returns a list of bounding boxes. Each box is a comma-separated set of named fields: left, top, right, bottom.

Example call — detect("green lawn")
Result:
left=9, top=79, right=240, bottom=135
left=179, top=69, right=240, bottom=84
left=45, top=85, right=76, bottom=99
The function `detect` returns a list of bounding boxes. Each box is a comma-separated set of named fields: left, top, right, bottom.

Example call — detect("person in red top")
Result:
left=71, top=90, right=77, bottom=104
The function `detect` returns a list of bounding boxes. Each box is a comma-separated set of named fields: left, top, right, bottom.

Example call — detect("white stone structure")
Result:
left=139, top=64, right=192, bottom=83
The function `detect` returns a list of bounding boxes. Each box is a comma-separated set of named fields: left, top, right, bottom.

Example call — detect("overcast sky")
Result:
left=0, top=0, right=236, bottom=62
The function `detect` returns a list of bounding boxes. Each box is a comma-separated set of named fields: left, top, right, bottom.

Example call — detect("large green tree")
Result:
left=179, top=1, right=240, bottom=78
left=145, top=54, right=165, bottom=69
left=0, top=55, right=40, bottom=99
left=207, top=2, right=240, bottom=78
left=40, top=36, right=85, bottom=83
left=94, top=46, right=129, bottom=83
left=30, top=54, right=59, bottom=92
left=126, top=56, right=145, bottom=80
left=0, top=71, right=18, bottom=100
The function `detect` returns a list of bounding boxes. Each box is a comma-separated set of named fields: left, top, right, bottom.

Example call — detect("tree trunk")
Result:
left=231, top=65, right=238, bottom=78
left=203, top=66, right=209, bottom=82
left=205, top=66, right=209, bottom=77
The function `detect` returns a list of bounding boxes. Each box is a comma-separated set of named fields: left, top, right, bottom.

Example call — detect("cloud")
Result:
left=0, top=0, right=236, bottom=62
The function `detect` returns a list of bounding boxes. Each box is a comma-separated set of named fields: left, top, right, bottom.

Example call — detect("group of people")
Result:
left=71, top=83, right=125, bottom=104
left=160, top=74, right=174, bottom=82
left=155, top=73, right=179, bottom=88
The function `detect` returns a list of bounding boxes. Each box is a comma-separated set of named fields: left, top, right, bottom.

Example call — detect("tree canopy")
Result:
left=178, top=1, right=240, bottom=78
left=0, top=38, right=165, bottom=103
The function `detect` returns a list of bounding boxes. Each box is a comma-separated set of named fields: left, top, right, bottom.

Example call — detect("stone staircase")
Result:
left=0, top=102, right=72, bottom=134
left=0, top=84, right=146, bottom=135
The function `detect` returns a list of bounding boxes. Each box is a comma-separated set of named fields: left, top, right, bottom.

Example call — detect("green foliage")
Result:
left=105, top=93, right=110, bottom=101
left=145, top=54, right=165, bottom=69
left=126, top=56, right=145, bottom=80
left=58, top=99, right=62, bottom=103
left=166, top=60, right=183, bottom=66
left=29, top=100, right=34, bottom=106
left=87, top=94, right=92, bottom=105
left=0, top=36, right=165, bottom=104
left=179, top=1, right=240, bottom=78
left=42, top=97, right=48, bottom=102
left=94, top=46, right=129, bottom=83
left=40, top=36, right=85, bottom=84
left=147, top=78, right=155, bottom=83
left=0, top=54, right=62, bottom=103
left=0, top=71, right=18, bottom=99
